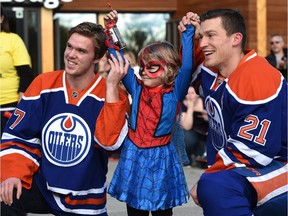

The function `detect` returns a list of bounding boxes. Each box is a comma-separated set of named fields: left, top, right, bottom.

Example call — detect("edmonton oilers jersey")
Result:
left=196, top=50, right=287, bottom=206
left=199, top=50, right=287, bottom=167
left=1, top=70, right=128, bottom=215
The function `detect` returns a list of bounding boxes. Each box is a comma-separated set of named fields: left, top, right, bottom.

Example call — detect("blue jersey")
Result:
left=1, top=70, right=128, bottom=215
left=194, top=50, right=287, bottom=206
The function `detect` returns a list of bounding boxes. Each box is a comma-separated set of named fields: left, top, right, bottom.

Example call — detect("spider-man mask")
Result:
left=139, top=60, right=167, bottom=78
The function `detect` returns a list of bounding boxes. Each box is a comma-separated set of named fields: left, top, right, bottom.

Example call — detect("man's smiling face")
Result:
left=199, top=17, right=235, bottom=71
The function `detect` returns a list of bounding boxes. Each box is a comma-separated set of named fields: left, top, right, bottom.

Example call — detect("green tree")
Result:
left=118, top=13, right=169, bottom=57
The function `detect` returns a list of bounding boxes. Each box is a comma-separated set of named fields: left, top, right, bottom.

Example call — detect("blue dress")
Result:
left=108, top=24, right=195, bottom=210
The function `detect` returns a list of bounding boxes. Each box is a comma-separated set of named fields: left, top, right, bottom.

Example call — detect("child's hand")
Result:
left=178, top=12, right=200, bottom=33
left=104, top=10, right=118, bottom=28
left=178, top=14, right=191, bottom=32
left=186, top=12, right=201, bottom=40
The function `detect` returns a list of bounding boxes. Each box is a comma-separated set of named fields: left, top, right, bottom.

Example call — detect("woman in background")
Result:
left=0, top=6, right=34, bottom=135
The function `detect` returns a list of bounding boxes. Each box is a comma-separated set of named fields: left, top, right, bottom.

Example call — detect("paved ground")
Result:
left=28, top=160, right=205, bottom=216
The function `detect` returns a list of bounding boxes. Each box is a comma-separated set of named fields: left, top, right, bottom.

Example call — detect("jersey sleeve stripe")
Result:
left=95, top=119, right=128, bottom=151
left=228, top=137, right=273, bottom=166
left=247, top=165, right=288, bottom=204
left=0, top=149, right=40, bottom=167
left=2, top=132, right=41, bottom=145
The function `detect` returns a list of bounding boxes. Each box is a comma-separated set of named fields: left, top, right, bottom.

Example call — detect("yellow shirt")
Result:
left=0, top=32, right=31, bottom=105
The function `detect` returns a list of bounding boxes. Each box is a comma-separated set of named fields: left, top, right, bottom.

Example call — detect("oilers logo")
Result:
left=205, top=96, right=227, bottom=151
left=42, top=113, right=91, bottom=167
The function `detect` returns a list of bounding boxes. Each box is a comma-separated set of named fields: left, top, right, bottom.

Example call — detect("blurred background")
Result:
left=1, top=0, right=287, bottom=76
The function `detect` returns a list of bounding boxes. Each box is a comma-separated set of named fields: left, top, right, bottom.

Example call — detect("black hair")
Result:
left=1, top=5, right=10, bottom=33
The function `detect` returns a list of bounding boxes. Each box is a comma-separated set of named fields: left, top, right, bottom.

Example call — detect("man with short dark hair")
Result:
left=187, top=9, right=287, bottom=216
left=0, top=21, right=129, bottom=215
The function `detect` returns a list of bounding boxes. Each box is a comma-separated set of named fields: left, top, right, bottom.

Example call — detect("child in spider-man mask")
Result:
left=103, top=10, right=200, bottom=216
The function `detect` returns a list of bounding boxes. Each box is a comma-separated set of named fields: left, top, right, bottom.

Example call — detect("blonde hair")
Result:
left=137, top=41, right=181, bottom=87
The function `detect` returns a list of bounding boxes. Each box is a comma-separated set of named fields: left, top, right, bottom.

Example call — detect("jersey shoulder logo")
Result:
left=42, top=113, right=91, bottom=167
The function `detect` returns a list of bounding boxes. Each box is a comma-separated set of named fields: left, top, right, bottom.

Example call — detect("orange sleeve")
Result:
left=204, top=153, right=236, bottom=174
left=94, top=88, right=129, bottom=151
left=0, top=143, right=40, bottom=189
left=193, top=40, right=205, bottom=71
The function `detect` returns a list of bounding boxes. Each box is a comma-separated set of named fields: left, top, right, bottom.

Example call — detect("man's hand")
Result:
left=0, top=177, right=22, bottom=206
left=105, top=51, right=129, bottom=103
left=178, top=12, right=200, bottom=36
left=190, top=182, right=201, bottom=207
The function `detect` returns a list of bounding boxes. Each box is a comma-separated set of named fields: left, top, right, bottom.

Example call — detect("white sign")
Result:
left=0, top=0, right=73, bottom=9
left=12, top=7, right=23, bottom=18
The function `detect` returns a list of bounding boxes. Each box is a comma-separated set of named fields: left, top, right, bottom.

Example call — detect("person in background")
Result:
left=0, top=6, right=34, bottom=135
left=265, top=34, right=287, bottom=80
left=181, top=86, right=208, bottom=168
left=0, top=21, right=129, bottom=215
left=98, top=52, right=111, bottom=78
left=104, top=10, right=198, bottom=216
left=187, top=9, right=287, bottom=216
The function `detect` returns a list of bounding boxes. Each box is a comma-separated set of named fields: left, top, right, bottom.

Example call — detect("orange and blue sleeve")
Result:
left=94, top=88, right=129, bottom=151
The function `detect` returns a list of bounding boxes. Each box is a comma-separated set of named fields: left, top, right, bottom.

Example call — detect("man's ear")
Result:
left=232, top=32, right=243, bottom=47
left=93, top=58, right=101, bottom=64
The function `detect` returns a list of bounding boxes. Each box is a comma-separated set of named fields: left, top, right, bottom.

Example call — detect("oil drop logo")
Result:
left=42, top=113, right=91, bottom=167
left=205, top=97, right=227, bottom=151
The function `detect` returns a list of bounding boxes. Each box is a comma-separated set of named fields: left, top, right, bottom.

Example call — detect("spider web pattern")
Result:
left=108, top=138, right=189, bottom=210
left=108, top=86, right=189, bottom=210
left=129, top=87, right=172, bottom=148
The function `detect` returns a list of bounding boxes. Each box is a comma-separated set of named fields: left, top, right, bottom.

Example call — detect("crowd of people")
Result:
left=1, top=5, right=287, bottom=216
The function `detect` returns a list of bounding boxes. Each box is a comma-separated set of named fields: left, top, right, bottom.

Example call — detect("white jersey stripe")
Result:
left=228, top=137, right=272, bottom=166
